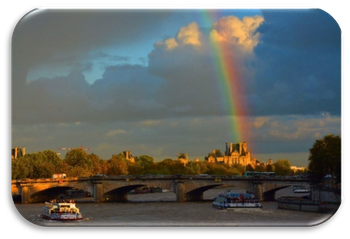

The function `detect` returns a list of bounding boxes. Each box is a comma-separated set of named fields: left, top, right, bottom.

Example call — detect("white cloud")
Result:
left=153, top=22, right=202, bottom=52
left=177, top=22, right=202, bottom=46
left=210, top=15, right=264, bottom=52
left=153, top=16, right=264, bottom=54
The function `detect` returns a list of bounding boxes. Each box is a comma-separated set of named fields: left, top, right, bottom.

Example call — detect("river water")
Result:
left=14, top=187, right=334, bottom=227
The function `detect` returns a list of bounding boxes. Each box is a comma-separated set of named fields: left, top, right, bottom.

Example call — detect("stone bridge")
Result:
left=11, top=175, right=310, bottom=203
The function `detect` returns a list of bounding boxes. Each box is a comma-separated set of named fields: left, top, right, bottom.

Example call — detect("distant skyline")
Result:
left=12, top=9, right=341, bottom=167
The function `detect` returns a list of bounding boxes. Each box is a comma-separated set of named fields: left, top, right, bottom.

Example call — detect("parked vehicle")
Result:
left=52, top=174, right=67, bottom=179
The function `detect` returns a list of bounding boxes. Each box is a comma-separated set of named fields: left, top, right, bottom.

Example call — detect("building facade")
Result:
left=177, top=153, right=189, bottom=165
left=11, top=147, right=26, bottom=159
left=123, top=151, right=135, bottom=163
left=205, top=142, right=257, bottom=167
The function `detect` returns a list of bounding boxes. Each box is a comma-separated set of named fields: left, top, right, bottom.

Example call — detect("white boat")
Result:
left=293, top=186, right=310, bottom=193
left=41, top=200, right=83, bottom=220
left=213, top=191, right=262, bottom=209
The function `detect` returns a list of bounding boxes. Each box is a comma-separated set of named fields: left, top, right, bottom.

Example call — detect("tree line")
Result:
left=12, top=134, right=340, bottom=185
left=11, top=149, right=300, bottom=179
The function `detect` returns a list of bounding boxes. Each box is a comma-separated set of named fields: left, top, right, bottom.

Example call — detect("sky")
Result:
left=11, top=9, right=341, bottom=167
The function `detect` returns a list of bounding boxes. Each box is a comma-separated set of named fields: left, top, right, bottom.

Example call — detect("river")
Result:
left=14, top=186, right=334, bottom=227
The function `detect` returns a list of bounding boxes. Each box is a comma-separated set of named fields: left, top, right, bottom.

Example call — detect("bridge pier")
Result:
left=94, top=183, right=103, bottom=203
left=251, top=183, right=263, bottom=201
left=21, top=185, right=30, bottom=204
left=175, top=182, right=185, bottom=202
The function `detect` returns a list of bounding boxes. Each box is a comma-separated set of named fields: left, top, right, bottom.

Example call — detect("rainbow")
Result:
left=202, top=10, right=251, bottom=144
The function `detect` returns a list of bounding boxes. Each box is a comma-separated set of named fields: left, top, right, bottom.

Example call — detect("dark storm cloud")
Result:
left=148, top=44, right=223, bottom=116
left=13, top=65, right=166, bottom=124
left=248, top=9, right=341, bottom=116
left=12, top=9, right=171, bottom=92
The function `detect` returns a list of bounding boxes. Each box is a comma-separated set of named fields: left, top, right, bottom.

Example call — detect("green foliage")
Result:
left=273, top=159, right=291, bottom=176
left=308, top=134, right=341, bottom=185
left=107, top=154, right=128, bottom=175
left=64, top=148, right=91, bottom=169
left=135, top=155, right=154, bottom=167
left=126, top=161, right=143, bottom=175
left=88, top=153, right=103, bottom=175
left=184, top=161, right=205, bottom=175
left=20, top=136, right=343, bottom=181
left=266, top=164, right=275, bottom=172
left=155, top=159, right=185, bottom=175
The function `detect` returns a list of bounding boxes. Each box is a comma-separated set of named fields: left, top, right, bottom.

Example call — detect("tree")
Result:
left=255, top=164, right=266, bottom=172
left=184, top=161, right=203, bottom=175
left=135, top=155, right=154, bottom=167
left=232, top=163, right=245, bottom=175
left=88, top=153, right=103, bottom=175
left=64, top=148, right=91, bottom=169
left=107, top=154, right=128, bottom=175
left=245, top=164, right=255, bottom=172
left=308, top=134, right=341, bottom=185
left=43, top=150, right=62, bottom=167
left=266, top=164, right=275, bottom=172
left=273, top=159, right=291, bottom=176
left=156, top=159, right=185, bottom=175
left=127, top=161, right=143, bottom=175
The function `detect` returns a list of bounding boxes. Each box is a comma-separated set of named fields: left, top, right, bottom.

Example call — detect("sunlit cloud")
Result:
left=139, top=120, right=162, bottom=127
left=210, top=15, right=264, bottom=52
left=177, top=22, right=202, bottom=46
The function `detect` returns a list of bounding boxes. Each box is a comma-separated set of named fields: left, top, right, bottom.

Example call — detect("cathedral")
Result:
left=205, top=142, right=257, bottom=167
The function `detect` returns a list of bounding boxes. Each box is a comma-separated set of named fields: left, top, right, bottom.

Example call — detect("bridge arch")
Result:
left=30, top=186, right=73, bottom=202
left=104, top=184, right=146, bottom=202
left=262, top=186, right=290, bottom=201
left=185, top=184, right=222, bottom=201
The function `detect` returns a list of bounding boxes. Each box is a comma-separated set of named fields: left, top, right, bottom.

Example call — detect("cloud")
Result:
left=138, top=120, right=162, bottom=127
left=148, top=16, right=265, bottom=117
left=177, top=22, right=202, bottom=46
left=210, top=15, right=264, bottom=52
left=106, top=129, right=127, bottom=137
left=12, top=114, right=340, bottom=162
left=12, top=9, right=173, bottom=91
left=246, top=9, right=341, bottom=116
left=153, top=22, right=202, bottom=51
left=152, top=15, right=264, bottom=55
left=160, top=38, right=179, bottom=51
left=14, top=10, right=340, bottom=127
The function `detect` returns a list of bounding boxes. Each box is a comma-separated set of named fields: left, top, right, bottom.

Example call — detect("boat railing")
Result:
left=230, top=199, right=260, bottom=204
